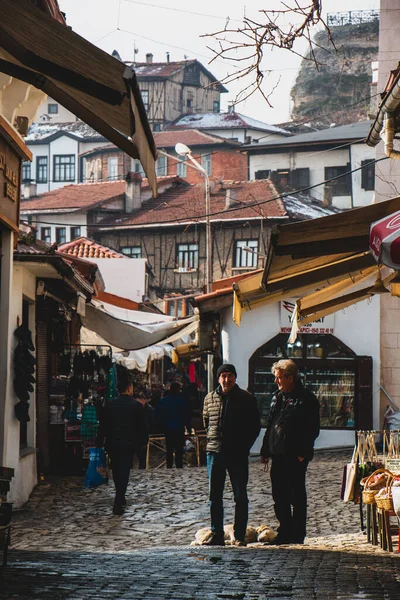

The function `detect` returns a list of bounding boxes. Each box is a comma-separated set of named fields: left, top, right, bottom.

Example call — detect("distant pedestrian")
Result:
left=96, top=365, right=148, bottom=515
left=156, top=381, right=191, bottom=468
left=203, top=363, right=261, bottom=546
left=260, top=359, right=320, bottom=544
left=134, top=390, right=154, bottom=469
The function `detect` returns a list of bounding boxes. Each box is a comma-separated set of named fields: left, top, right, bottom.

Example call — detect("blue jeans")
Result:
left=206, top=451, right=249, bottom=542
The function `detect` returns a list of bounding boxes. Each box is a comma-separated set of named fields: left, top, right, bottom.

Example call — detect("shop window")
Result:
left=361, top=159, right=375, bottom=191
left=325, top=164, right=351, bottom=196
left=41, top=227, right=51, bottom=243
left=48, top=103, right=58, bottom=114
left=121, top=246, right=141, bottom=258
left=56, top=227, right=67, bottom=244
left=22, top=161, right=31, bottom=183
left=235, top=239, right=258, bottom=268
left=36, top=156, right=48, bottom=184
left=70, top=226, right=81, bottom=240
left=177, top=243, right=198, bottom=271
left=249, top=333, right=362, bottom=430
left=53, top=155, right=75, bottom=182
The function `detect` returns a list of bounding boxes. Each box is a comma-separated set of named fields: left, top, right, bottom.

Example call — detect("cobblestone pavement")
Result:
left=1, top=449, right=400, bottom=599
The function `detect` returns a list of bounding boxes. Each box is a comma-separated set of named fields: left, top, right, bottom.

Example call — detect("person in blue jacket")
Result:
left=156, top=381, right=191, bottom=468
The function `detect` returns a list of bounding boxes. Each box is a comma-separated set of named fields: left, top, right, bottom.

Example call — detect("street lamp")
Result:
left=174, top=143, right=213, bottom=394
left=175, top=143, right=212, bottom=295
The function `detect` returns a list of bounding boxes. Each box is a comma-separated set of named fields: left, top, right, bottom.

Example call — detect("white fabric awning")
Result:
left=80, top=299, right=198, bottom=351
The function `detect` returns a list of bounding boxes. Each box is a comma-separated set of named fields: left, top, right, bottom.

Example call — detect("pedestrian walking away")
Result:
left=134, top=389, right=154, bottom=469
left=96, top=365, right=149, bottom=515
left=203, top=363, right=261, bottom=546
left=260, top=359, right=320, bottom=545
left=155, top=381, right=191, bottom=468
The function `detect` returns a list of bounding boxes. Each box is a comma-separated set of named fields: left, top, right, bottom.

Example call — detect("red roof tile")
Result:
left=154, top=129, right=237, bottom=149
left=100, top=180, right=287, bottom=228
left=131, top=60, right=197, bottom=78
left=58, top=237, right=126, bottom=259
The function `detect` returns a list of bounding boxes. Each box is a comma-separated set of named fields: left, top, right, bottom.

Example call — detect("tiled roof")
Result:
left=168, top=112, right=290, bottom=135
left=19, top=176, right=179, bottom=213
left=99, top=180, right=288, bottom=228
left=25, top=121, right=105, bottom=143
left=154, top=129, right=239, bottom=148
left=130, top=60, right=197, bottom=78
left=58, top=237, right=126, bottom=259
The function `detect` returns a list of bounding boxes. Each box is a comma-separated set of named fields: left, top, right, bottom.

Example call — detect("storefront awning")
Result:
left=232, top=197, right=400, bottom=327
left=0, top=0, right=157, bottom=195
left=81, top=299, right=199, bottom=351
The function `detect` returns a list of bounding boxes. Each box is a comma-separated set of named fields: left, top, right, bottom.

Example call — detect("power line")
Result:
left=24, top=156, right=388, bottom=229
left=123, top=0, right=242, bottom=24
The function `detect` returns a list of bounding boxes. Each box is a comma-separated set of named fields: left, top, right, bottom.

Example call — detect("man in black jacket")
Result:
left=260, top=359, right=320, bottom=545
left=203, top=363, right=261, bottom=546
left=96, top=365, right=148, bottom=515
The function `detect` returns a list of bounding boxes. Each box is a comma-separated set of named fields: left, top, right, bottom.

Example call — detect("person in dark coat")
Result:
left=134, top=390, right=153, bottom=469
left=260, top=359, right=320, bottom=545
left=156, top=381, right=191, bottom=468
left=96, top=365, right=148, bottom=515
left=203, top=363, right=261, bottom=546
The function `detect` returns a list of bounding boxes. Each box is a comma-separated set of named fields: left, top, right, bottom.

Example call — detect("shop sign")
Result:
left=386, top=458, right=400, bottom=475
left=280, top=299, right=335, bottom=335
left=0, top=117, right=30, bottom=232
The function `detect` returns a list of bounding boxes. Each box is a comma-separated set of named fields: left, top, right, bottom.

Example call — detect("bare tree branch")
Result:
left=202, top=1, right=336, bottom=106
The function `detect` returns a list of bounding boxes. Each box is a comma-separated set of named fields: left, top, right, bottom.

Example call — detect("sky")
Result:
left=58, top=0, right=379, bottom=125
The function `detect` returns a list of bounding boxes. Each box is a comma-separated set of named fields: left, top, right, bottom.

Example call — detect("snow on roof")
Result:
left=25, top=121, right=105, bottom=143
left=168, top=112, right=290, bottom=135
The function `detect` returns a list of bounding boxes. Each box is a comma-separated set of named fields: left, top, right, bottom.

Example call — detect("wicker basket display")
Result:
left=375, top=475, right=394, bottom=511
left=361, top=468, right=393, bottom=505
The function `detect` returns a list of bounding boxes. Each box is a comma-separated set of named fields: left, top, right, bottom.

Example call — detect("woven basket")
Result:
left=375, top=475, right=394, bottom=511
left=361, top=468, right=392, bottom=505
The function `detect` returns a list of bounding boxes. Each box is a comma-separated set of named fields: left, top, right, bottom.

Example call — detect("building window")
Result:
left=56, top=227, right=67, bottom=244
left=177, top=243, right=198, bottom=271
left=156, top=154, right=167, bottom=176
left=22, top=161, right=31, bottom=183
left=131, top=158, right=145, bottom=176
left=48, top=103, right=58, bottom=114
left=325, top=165, right=351, bottom=196
left=235, top=239, right=258, bottom=268
left=141, top=89, right=149, bottom=110
left=41, top=227, right=51, bottom=243
left=361, top=159, right=375, bottom=191
left=177, top=156, right=187, bottom=178
left=53, top=155, right=75, bottom=182
left=153, top=123, right=162, bottom=132
left=213, top=100, right=220, bottom=113
left=255, top=170, right=271, bottom=180
left=165, top=298, right=188, bottom=318
left=291, top=168, right=310, bottom=189
left=36, top=156, right=48, bottom=184
left=121, top=246, right=141, bottom=258
left=108, top=157, right=119, bottom=180
left=201, top=153, right=211, bottom=176
left=70, top=226, right=81, bottom=240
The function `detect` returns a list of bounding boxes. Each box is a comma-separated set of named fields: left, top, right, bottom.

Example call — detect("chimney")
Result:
left=228, top=104, right=235, bottom=115
left=323, top=184, right=332, bottom=207
left=23, top=182, right=37, bottom=200
left=166, top=52, right=170, bottom=63
left=225, top=188, right=238, bottom=209
left=125, top=172, right=142, bottom=212
left=146, top=53, right=153, bottom=64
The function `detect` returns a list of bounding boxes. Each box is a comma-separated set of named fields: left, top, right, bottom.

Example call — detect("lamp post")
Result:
left=174, top=143, right=213, bottom=393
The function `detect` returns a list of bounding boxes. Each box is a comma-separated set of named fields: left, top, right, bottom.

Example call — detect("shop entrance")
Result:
left=248, top=333, right=372, bottom=432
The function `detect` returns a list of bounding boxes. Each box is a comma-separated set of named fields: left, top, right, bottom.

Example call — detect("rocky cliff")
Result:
left=290, top=19, right=379, bottom=127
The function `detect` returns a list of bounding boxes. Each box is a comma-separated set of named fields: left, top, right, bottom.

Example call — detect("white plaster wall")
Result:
left=219, top=294, right=380, bottom=452
left=6, top=266, right=38, bottom=508
left=350, top=143, right=376, bottom=207
left=27, top=213, right=87, bottom=244
left=206, top=128, right=285, bottom=144
left=249, top=147, right=352, bottom=207
left=28, top=144, right=51, bottom=195
left=36, top=98, right=77, bottom=123
left=49, top=136, right=79, bottom=190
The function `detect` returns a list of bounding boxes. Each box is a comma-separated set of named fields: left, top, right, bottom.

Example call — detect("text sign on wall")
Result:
left=280, top=299, right=335, bottom=335
left=0, top=132, right=21, bottom=231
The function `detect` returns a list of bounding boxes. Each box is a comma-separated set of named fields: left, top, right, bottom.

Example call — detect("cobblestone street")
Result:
left=2, top=449, right=400, bottom=599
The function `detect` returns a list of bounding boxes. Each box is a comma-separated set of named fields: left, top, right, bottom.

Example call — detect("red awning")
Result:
left=369, top=209, right=400, bottom=269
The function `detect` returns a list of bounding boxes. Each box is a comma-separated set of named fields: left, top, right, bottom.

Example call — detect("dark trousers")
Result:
left=109, top=445, right=135, bottom=505
left=165, top=430, right=185, bottom=468
left=134, top=446, right=147, bottom=469
left=270, top=454, right=309, bottom=541
left=206, top=451, right=249, bottom=542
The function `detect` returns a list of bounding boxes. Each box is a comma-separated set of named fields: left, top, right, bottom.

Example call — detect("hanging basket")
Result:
left=375, top=475, right=394, bottom=511
left=361, top=468, right=392, bottom=505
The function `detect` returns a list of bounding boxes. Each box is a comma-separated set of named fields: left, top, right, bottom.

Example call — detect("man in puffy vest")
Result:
left=260, top=359, right=320, bottom=545
left=203, top=363, right=260, bottom=546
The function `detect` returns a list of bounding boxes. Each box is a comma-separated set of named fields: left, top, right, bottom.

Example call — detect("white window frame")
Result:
left=108, top=157, right=119, bottom=180
left=177, top=243, right=198, bottom=271
left=235, top=239, right=258, bottom=268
